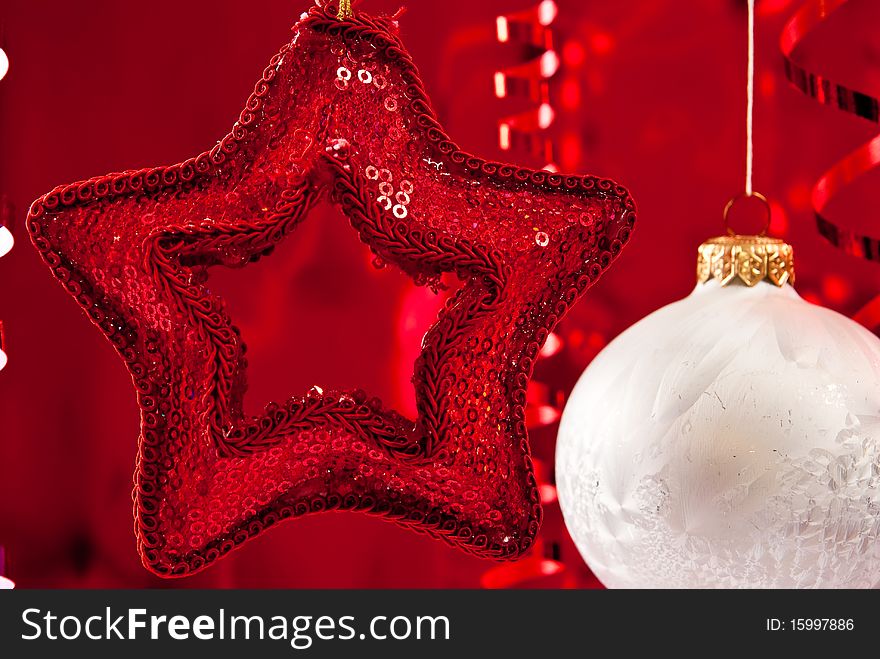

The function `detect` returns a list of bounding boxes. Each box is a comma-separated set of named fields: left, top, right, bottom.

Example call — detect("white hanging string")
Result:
left=724, top=0, right=769, bottom=234
left=745, top=0, right=755, bottom=196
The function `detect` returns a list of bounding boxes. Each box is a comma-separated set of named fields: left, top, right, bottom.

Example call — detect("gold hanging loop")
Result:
left=723, top=191, right=771, bottom=236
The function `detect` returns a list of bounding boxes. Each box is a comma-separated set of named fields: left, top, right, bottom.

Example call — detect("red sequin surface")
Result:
left=26, top=3, right=634, bottom=577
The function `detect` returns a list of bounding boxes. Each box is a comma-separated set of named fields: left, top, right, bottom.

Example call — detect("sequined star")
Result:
left=28, top=3, right=634, bottom=576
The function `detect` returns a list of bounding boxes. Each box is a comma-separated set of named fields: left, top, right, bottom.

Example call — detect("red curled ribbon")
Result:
left=494, top=0, right=559, bottom=169
left=782, top=1, right=880, bottom=259
left=782, top=0, right=880, bottom=329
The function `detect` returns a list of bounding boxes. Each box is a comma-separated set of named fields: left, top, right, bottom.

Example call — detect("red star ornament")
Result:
left=28, top=3, right=635, bottom=576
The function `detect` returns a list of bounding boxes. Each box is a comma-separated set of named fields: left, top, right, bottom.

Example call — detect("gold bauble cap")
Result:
left=697, top=235, right=795, bottom=287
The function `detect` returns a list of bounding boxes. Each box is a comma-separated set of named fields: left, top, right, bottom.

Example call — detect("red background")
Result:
left=1, top=0, right=879, bottom=588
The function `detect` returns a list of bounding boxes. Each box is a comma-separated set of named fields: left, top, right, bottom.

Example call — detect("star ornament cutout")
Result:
left=28, top=2, right=635, bottom=576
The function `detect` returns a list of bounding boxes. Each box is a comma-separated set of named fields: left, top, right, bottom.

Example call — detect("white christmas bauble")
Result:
left=557, top=239, right=880, bottom=589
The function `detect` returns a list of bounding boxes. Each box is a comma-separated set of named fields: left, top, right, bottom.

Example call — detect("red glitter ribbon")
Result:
left=781, top=1, right=880, bottom=263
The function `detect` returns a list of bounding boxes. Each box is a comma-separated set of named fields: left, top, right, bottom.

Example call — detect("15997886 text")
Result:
left=766, top=618, right=854, bottom=631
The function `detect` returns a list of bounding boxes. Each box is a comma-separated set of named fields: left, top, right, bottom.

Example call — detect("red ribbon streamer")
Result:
left=494, top=1, right=559, bottom=169
left=782, top=0, right=880, bottom=330
left=782, top=1, right=880, bottom=257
